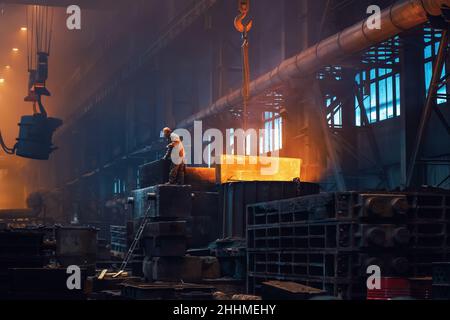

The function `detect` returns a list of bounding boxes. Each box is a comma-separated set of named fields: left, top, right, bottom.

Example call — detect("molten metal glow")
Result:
left=185, top=167, right=216, bottom=185
left=217, top=155, right=302, bottom=183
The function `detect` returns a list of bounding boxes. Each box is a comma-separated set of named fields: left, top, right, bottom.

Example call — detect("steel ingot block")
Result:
left=132, top=185, right=192, bottom=219
left=143, top=221, right=187, bottom=238
left=143, top=256, right=203, bottom=283
left=138, top=160, right=170, bottom=189
left=191, top=192, right=219, bottom=217
left=142, top=236, right=187, bottom=257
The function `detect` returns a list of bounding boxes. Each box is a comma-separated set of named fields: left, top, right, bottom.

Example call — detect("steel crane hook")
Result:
left=234, top=0, right=253, bottom=35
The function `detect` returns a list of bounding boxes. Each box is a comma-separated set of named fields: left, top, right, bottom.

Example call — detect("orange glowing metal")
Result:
left=217, top=155, right=302, bottom=183
left=186, top=167, right=216, bottom=185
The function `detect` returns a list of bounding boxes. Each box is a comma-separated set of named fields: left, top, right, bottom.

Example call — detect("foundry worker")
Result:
left=162, top=127, right=186, bottom=185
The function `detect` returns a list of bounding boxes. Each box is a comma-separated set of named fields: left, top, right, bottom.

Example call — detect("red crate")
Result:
left=367, top=277, right=410, bottom=300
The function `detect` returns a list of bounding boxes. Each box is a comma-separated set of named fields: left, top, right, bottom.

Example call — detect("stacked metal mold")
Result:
left=136, top=160, right=219, bottom=249
left=433, top=262, right=450, bottom=299
left=246, top=191, right=450, bottom=299
left=135, top=185, right=220, bottom=285
left=131, top=185, right=191, bottom=281
left=54, top=226, right=98, bottom=275
left=141, top=219, right=204, bottom=283
left=220, top=181, right=320, bottom=239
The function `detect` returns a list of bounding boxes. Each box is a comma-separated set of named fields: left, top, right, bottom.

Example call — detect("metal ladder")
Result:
left=113, top=205, right=152, bottom=277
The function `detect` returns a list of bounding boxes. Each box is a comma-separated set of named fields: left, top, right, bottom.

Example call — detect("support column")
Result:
left=400, top=29, right=426, bottom=188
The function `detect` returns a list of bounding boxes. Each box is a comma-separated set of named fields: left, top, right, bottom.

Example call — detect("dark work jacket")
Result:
left=163, top=137, right=174, bottom=161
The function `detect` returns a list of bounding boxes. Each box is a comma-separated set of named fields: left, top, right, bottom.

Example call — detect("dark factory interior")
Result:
left=1, top=0, right=450, bottom=303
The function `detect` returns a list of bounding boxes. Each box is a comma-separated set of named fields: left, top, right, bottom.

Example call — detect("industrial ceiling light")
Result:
left=5, top=66, right=10, bottom=69
left=12, top=48, right=19, bottom=53
left=20, top=27, right=27, bottom=31
left=0, top=79, right=5, bottom=84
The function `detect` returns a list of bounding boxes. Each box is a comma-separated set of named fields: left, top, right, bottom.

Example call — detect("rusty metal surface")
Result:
left=55, top=226, right=98, bottom=267
left=121, top=281, right=215, bottom=300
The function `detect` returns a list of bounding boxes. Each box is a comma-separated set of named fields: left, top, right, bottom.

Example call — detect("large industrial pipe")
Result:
left=178, top=0, right=450, bottom=128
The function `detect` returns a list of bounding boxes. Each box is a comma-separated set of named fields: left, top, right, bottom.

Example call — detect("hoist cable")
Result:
left=242, top=35, right=250, bottom=130
left=34, top=5, right=39, bottom=55
left=31, top=5, right=35, bottom=69
left=35, top=5, right=38, bottom=52
left=25, top=5, right=54, bottom=69
left=28, top=5, right=53, bottom=55
left=234, top=0, right=253, bottom=131
left=39, top=5, right=43, bottom=52
left=0, top=131, right=16, bottom=155
left=27, top=5, right=37, bottom=71
left=26, top=6, right=30, bottom=71
left=44, top=6, right=48, bottom=53
left=48, top=8, right=54, bottom=54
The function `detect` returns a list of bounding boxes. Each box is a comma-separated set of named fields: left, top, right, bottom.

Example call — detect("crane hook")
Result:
left=234, top=0, right=253, bottom=34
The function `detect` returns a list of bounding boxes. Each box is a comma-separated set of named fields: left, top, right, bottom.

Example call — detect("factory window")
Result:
left=319, top=66, right=343, bottom=128
left=355, top=38, right=401, bottom=125
left=225, top=128, right=258, bottom=157
left=113, top=178, right=126, bottom=194
left=260, top=112, right=283, bottom=153
left=424, top=27, right=448, bottom=104
left=326, top=96, right=342, bottom=128
left=228, top=129, right=235, bottom=155
left=246, top=134, right=252, bottom=156
left=206, top=135, right=213, bottom=168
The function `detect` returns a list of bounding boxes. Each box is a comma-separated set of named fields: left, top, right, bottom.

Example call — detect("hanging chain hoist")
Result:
left=25, top=4, right=54, bottom=104
left=234, top=0, right=253, bottom=130
left=0, top=5, right=62, bottom=161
